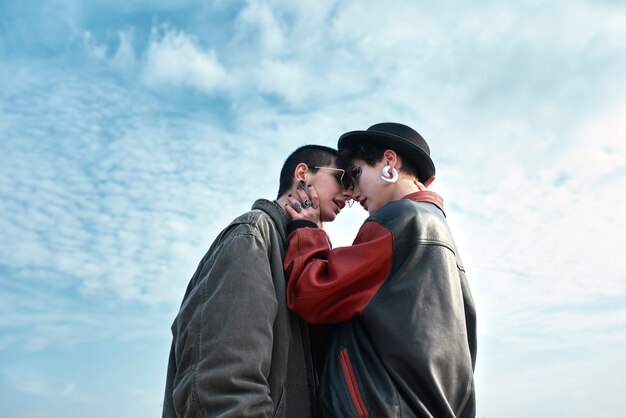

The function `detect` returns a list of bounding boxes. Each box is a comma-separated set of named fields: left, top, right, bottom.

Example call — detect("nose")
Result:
left=339, top=187, right=355, bottom=208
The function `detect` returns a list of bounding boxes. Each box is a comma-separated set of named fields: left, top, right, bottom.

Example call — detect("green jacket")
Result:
left=163, top=199, right=318, bottom=417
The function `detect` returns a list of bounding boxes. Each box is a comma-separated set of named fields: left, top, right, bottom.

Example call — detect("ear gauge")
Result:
left=297, top=180, right=307, bottom=190
left=381, top=166, right=399, bottom=184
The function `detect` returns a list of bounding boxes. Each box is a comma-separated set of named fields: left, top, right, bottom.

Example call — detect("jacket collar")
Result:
left=403, top=191, right=445, bottom=216
left=252, top=198, right=289, bottom=242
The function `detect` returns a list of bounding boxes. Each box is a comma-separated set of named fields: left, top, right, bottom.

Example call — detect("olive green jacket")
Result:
left=162, top=199, right=318, bottom=417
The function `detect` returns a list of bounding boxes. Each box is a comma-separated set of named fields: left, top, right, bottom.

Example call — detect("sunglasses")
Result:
left=310, top=166, right=353, bottom=190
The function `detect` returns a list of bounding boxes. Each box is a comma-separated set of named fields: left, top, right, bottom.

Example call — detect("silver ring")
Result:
left=303, top=199, right=313, bottom=208
left=293, top=201, right=302, bottom=213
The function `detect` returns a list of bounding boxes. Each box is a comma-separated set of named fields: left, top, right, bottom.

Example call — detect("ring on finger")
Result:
left=303, top=199, right=313, bottom=208
left=293, top=201, right=302, bottom=213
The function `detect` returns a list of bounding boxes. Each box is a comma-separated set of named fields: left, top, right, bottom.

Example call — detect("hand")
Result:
left=413, top=180, right=427, bottom=191
left=285, top=185, right=321, bottom=227
left=414, top=175, right=435, bottom=190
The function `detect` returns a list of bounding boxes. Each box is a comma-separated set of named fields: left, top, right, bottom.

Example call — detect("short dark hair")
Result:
left=338, top=143, right=419, bottom=178
left=277, top=145, right=339, bottom=198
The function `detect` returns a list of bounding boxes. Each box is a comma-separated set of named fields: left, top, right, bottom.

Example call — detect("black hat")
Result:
left=338, top=122, right=435, bottom=181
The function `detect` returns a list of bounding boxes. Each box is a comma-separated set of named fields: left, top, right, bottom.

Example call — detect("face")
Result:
left=349, top=159, right=393, bottom=215
left=307, top=164, right=352, bottom=222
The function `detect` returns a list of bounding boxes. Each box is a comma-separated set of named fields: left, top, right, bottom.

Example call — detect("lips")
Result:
left=332, top=199, right=346, bottom=213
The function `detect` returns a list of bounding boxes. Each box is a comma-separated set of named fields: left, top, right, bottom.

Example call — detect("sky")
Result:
left=1, top=0, right=625, bottom=417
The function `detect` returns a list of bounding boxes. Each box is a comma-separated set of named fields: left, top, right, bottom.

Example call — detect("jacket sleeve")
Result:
left=170, top=232, right=277, bottom=417
left=284, top=221, right=393, bottom=324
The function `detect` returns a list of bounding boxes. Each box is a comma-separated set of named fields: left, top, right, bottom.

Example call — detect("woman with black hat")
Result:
left=284, top=122, right=477, bottom=418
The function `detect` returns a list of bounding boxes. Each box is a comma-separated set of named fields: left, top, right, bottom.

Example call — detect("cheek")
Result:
left=359, top=182, right=371, bottom=195
left=315, top=190, right=329, bottom=205
left=320, top=181, right=340, bottom=197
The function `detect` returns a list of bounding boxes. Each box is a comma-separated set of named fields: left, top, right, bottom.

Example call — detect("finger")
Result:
left=284, top=203, right=302, bottom=220
left=422, top=176, right=435, bottom=188
left=295, top=187, right=310, bottom=205
left=414, top=180, right=427, bottom=191
left=287, top=193, right=303, bottom=208
left=300, top=186, right=315, bottom=208
left=288, top=191, right=320, bottom=224
left=285, top=198, right=304, bottom=217
left=297, top=187, right=319, bottom=213
left=307, top=185, right=320, bottom=208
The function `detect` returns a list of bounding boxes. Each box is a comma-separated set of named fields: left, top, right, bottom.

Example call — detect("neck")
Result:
left=390, top=178, right=421, bottom=200
left=276, top=195, right=290, bottom=214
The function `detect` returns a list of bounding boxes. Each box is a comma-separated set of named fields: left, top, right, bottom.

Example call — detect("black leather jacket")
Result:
left=285, top=192, right=477, bottom=417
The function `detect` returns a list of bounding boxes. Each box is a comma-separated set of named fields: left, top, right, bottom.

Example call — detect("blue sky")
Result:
left=1, top=0, right=625, bottom=417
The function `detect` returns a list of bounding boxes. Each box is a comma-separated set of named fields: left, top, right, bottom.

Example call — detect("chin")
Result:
left=321, top=212, right=336, bottom=222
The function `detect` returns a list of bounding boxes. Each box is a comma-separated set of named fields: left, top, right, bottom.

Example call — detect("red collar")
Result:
left=403, top=191, right=445, bottom=216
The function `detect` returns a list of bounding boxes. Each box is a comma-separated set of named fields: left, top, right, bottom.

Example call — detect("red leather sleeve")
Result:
left=284, top=221, right=393, bottom=324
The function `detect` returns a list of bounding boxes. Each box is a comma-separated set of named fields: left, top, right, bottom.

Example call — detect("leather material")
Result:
left=286, top=193, right=476, bottom=417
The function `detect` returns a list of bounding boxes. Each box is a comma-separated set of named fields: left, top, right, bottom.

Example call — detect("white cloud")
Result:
left=4, top=369, right=52, bottom=397
left=2, top=2, right=626, bottom=416
left=236, top=0, right=286, bottom=54
left=566, top=104, right=626, bottom=179
left=82, top=31, right=108, bottom=60
left=256, top=59, right=307, bottom=104
left=438, top=100, right=626, bottom=369
left=143, top=26, right=228, bottom=93
left=2, top=366, right=93, bottom=404
left=113, top=30, right=137, bottom=71
left=478, top=345, right=626, bottom=418
left=3, top=0, right=625, bottom=336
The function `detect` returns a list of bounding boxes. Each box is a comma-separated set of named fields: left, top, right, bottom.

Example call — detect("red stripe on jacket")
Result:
left=284, top=221, right=392, bottom=324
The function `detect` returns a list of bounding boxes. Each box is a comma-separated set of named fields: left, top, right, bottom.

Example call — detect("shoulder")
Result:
left=372, top=199, right=454, bottom=247
left=224, top=206, right=284, bottom=243
left=373, top=199, right=444, bottom=229
left=225, top=210, right=271, bottom=237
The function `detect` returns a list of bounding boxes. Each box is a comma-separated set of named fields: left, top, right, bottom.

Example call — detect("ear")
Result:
left=382, top=149, right=398, bottom=168
left=293, top=162, right=309, bottom=183
left=422, top=176, right=435, bottom=188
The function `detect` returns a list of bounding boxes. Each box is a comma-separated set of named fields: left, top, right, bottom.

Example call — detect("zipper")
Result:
left=339, top=347, right=369, bottom=417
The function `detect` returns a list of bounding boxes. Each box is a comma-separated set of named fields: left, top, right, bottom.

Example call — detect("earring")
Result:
left=297, top=180, right=307, bottom=190
left=381, top=165, right=398, bottom=183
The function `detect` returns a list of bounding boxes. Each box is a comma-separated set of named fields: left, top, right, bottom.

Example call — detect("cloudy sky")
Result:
left=1, top=0, right=625, bottom=417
